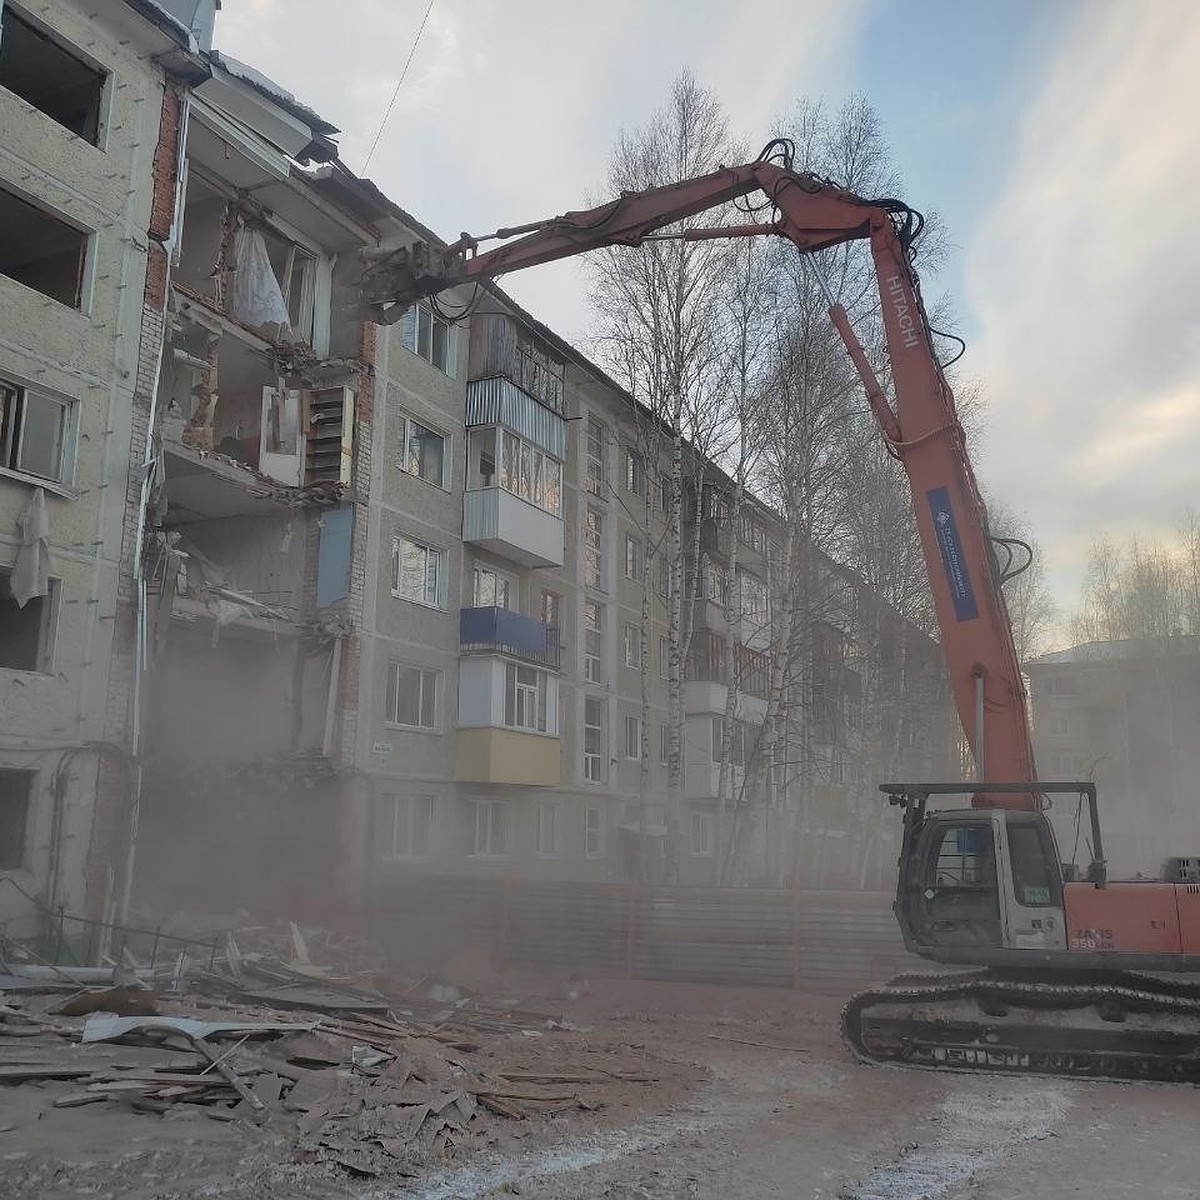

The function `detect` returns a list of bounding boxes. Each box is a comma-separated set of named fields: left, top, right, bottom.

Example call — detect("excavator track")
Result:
left=841, top=970, right=1200, bottom=1083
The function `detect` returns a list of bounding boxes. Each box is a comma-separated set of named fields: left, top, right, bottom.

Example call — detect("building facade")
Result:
left=1, top=1, right=960, bottom=935
left=0, top=0, right=205, bottom=934
left=1028, top=637, right=1200, bottom=879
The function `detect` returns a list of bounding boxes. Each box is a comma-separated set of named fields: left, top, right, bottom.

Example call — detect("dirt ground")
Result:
left=2, top=970, right=1199, bottom=1199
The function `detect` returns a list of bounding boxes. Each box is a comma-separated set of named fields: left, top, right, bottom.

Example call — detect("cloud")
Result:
left=209, top=0, right=869, bottom=341
left=965, top=0, right=1200, bottom=616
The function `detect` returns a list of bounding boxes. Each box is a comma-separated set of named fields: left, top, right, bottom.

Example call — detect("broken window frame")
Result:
left=176, top=168, right=329, bottom=349
left=380, top=793, right=435, bottom=859
left=0, top=184, right=90, bottom=310
left=385, top=661, right=440, bottom=730
left=0, top=375, right=76, bottom=487
left=0, top=5, right=108, bottom=146
left=0, top=568, right=59, bottom=673
left=0, top=767, right=33, bottom=869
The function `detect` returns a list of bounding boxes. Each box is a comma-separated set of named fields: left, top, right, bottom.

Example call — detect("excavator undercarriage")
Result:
left=842, top=969, right=1200, bottom=1083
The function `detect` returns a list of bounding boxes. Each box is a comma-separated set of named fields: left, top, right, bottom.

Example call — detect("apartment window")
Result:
left=392, top=536, right=443, bottom=607
left=584, top=807, right=603, bottom=858
left=499, top=429, right=563, bottom=515
left=624, top=447, right=645, bottom=496
left=1050, top=714, right=1073, bottom=736
left=740, top=571, right=769, bottom=625
left=400, top=415, right=447, bottom=488
left=659, top=637, right=670, bottom=680
left=540, top=589, right=560, bottom=630
left=710, top=716, right=745, bottom=766
left=2, top=380, right=76, bottom=485
left=624, top=534, right=645, bottom=582
left=660, top=475, right=672, bottom=513
left=465, top=799, right=507, bottom=856
left=537, top=802, right=561, bottom=856
left=704, top=565, right=727, bottom=605
left=584, top=600, right=604, bottom=684
left=704, top=488, right=729, bottom=522
left=0, top=569, right=57, bottom=672
left=0, top=9, right=104, bottom=144
left=624, top=713, right=642, bottom=760
left=658, top=558, right=671, bottom=599
left=401, top=302, right=454, bottom=374
left=740, top=513, right=766, bottom=553
left=0, top=186, right=88, bottom=308
left=584, top=697, right=605, bottom=783
left=690, top=812, right=714, bottom=857
left=660, top=722, right=670, bottom=766
left=585, top=507, right=604, bottom=590
left=474, top=563, right=515, bottom=610
left=380, top=794, right=434, bottom=858
left=505, top=661, right=548, bottom=732
left=623, top=623, right=642, bottom=670
left=0, top=769, right=32, bottom=869
left=386, top=662, right=440, bottom=729
left=586, top=416, right=606, bottom=497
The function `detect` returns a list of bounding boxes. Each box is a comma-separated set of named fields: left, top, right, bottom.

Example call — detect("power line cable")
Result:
left=361, top=0, right=436, bottom=173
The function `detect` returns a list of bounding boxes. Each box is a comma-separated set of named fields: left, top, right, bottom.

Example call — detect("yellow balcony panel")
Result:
left=455, top=727, right=561, bottom=786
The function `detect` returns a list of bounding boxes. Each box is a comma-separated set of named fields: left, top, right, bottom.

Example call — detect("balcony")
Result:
left=455, top=727, right=561, bottom=787
left=463, top=487, right=564, bottom=568
left=459, top=607, right=561, bottom=670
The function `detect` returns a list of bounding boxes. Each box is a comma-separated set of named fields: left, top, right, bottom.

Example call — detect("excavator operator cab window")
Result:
left=1006, top=819, right=1061, bottom=908
left=934, top=824, right=995, bottom=888
left=912, top=818, right=1003, bottom=947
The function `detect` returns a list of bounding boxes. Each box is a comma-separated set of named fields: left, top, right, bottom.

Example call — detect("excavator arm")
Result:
left=360, top=144, right=1036, bottom=805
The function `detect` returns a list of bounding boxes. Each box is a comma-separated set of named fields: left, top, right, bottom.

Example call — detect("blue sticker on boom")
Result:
left=927, top=486, right=979, bottom=621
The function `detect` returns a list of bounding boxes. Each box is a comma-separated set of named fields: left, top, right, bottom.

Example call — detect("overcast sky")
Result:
left=214, top=0, right=1200, bottom=627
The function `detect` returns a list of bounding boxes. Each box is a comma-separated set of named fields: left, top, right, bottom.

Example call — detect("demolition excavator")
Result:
left=359, top=140, right=1200, bottom=1081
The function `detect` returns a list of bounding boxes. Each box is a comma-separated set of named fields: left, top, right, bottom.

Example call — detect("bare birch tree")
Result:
left=584, top=71, right=741, bottom=872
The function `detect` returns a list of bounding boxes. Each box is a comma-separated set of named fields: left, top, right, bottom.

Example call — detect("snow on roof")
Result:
left=207, top=51, right=339, bottom=136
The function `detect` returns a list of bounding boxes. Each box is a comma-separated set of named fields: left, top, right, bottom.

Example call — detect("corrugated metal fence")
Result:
left=370, top=876, right=923, bottom=993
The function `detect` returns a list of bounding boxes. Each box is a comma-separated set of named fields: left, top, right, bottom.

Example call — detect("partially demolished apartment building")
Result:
left=0, top=0, right=207, bottom=935
left=0, top=0, right=956, bottom=937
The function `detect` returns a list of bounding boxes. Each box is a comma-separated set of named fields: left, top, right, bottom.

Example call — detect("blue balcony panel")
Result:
left=459, top=606, right=561, bottom=670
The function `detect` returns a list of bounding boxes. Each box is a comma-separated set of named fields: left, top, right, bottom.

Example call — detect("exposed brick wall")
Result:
left=144, top=242, right=168, bottom=311
left=148, top=86, right=181, bottom=243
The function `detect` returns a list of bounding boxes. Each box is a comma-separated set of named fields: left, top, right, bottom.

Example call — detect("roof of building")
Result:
left=1029, top=635, right=1200, bottom=668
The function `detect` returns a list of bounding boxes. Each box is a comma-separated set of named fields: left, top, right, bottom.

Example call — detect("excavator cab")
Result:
left=887, top=784, right=1084, bottom=965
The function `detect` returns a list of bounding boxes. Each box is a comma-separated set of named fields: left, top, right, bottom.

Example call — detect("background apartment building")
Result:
left=1028, top=636, right=1200, bottom=880
left=362, top=277, right=958, bottom=898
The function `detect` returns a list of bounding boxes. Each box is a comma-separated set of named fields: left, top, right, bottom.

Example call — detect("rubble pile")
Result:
left=0, top=922, right=663, bottom=1186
